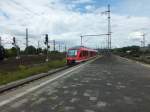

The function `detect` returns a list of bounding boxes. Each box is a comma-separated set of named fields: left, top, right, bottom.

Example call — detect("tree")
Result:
left=25, top=45, right=36, bottom=55
left=0, top=45, right=5, bottom=60
left=113, top=46, right=141, bottom=57
left=37, top=48, right=42, bottom=54
left=11, top=47, right=18, bottom=57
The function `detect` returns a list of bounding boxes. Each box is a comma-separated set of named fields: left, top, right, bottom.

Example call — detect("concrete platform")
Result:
left=0, top=55, right=150, bottom=112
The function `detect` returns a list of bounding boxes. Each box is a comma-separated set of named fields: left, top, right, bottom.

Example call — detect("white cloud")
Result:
left=114, top=0, right=150, bottom=17
left=71, top=0, right=94, bottom=4
left=0, top=0, right=150, bottom=49
left=85, top=5, right=95, bottom=12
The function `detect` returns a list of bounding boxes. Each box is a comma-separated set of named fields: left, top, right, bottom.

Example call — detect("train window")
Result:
left=90, top=52, right=93, bottom=56
left=86, top=51, right=88, bottom=57
left=68, top=50, right=77, bottom=57
left=83, top=51, right=87, bottom=57
left=79, top=51, right=83, bottom=57
left=79, top=51, right=88, bottom=57
left=83, top=51, right=85, bottom=56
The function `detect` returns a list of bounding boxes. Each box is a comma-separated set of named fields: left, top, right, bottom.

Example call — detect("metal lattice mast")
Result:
left=26, top=28, right=29, bottom=48
left=25, top=28, right=29, bottom=55
left=80, top=36, right=83, bottom=46
left=0, top=37, right=2, bottom=46
left=142, top=33, right=145, bottom=47
left=108, top=4, right=111, bottom=49
left=53, top=40, right=56, bottom=51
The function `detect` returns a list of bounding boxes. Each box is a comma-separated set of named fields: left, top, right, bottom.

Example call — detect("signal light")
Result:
left=12, top=37, right=16, bottom=45
left=45, top=34, right=48, bottom=43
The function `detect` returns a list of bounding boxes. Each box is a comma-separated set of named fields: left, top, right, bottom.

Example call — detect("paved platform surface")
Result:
left=1, top=55, right=150, bottom=112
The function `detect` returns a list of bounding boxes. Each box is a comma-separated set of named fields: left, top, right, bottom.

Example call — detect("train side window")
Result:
left=86, top=51, right=88, bottom=57
left=91, top=52, right=93, bottom=56
left=88, top=51, right=90, bottom=57
left=84, top=51, right=86, bottom=57
left=79, top=51, right=83, bottom=57
left=82, top=51, right=84, bottom=57
left=85, top=51, right=87, bottom=57
left=83, top=51, right=85, bottom=57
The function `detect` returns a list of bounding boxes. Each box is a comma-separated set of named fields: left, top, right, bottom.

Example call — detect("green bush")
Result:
left=47, top=59, right=66, bottom=68
left=18, top=65, right=27, bottom=71
left=25, top=46, right=36, bottom=55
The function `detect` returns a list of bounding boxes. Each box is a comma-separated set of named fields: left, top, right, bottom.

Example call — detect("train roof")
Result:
left=68, top=46, right=97, bottom=52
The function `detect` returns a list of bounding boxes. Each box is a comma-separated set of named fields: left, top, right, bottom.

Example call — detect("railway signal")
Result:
left=44, top=34, right=49, bottom=62
left=12, top=37, right=20, bottom=59
left=45, top=34, right=48, bottom=44
left=12, top=37, right=16, bottom=45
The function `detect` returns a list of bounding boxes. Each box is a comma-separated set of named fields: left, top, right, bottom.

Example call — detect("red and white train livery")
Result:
left=67, top=46, right=97, bottom=65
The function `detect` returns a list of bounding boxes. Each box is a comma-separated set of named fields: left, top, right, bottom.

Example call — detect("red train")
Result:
left=66, top=46, right=97, bottom=65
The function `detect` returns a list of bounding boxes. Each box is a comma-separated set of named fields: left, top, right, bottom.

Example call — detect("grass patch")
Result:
left=0, top=59, right=66, bottom=85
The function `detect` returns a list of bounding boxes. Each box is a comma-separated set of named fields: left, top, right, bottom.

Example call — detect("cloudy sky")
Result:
left=0, top=0, right=150, bottom=49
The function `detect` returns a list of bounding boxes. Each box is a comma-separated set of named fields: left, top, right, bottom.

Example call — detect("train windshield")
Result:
left=68, top=50, right=77, bottom=57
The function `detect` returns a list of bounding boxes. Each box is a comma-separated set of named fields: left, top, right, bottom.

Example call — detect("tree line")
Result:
left=113, top=45, right=150, bottom=57
left=0, top=45, right=59, bottom=60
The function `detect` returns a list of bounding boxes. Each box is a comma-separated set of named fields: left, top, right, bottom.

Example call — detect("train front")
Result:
left=66, top=49, right=78, bottom=65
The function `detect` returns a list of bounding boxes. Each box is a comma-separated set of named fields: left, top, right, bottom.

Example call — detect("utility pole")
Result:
left=26, top=28, right=29, bottom=48
left=107, top=4, right=111, bottom=50
left=102, top=4, right=111, bottom=51
left=140, top=41, right=143, bottom=47
left=141, top=33, right=146, bottom=59
left=53, top=40, right=56, bottom=51
left=37, top=41, right=40, bottom=55
left=38, top=41, right=40, bottom=49
left=59, top=43, right=61, bottom=52
left=0, top=37, right=2, bottom=46
left=138, top=33, right=146, bottom=48
left=80, top=35, right=83, bottom=46
left=26, top=28, right=29, bottom=55
left=65, top=44, right=67, bottom=52
left=142, top=33, right=146, bottom=47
